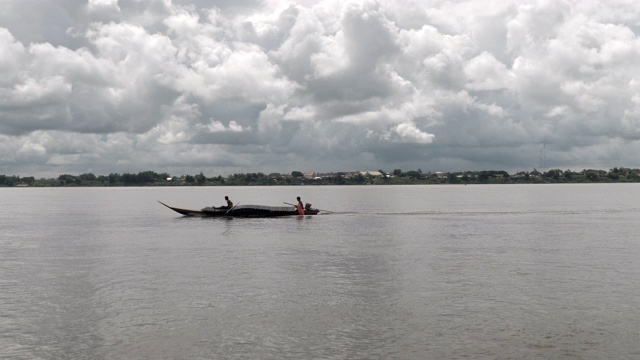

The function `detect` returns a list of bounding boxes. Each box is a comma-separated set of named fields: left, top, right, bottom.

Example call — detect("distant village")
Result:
left=2, top=167, right=640, bottom=187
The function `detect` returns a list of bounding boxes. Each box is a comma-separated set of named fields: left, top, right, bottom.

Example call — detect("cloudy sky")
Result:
left=1, top=0, right=639, bottom=177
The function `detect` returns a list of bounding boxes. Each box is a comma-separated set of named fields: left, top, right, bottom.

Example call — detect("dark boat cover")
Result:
left=159, top=201, right=319, bottom=217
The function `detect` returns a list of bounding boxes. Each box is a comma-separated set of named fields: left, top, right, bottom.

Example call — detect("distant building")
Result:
left=359, top=171, right=383, bottom=177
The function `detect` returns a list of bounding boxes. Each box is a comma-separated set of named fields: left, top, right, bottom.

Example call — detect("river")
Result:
left=1, top=184, right=639, bottom=359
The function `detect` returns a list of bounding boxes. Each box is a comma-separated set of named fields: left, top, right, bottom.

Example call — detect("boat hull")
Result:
left=158, top=201, right=319, bottom=217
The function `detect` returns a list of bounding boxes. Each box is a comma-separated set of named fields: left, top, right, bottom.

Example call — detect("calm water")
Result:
left=1, top=184, right=640, bottom=359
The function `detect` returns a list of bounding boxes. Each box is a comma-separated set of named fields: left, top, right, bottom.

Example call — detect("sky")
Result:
left=1, top=0, right=639, bottom=178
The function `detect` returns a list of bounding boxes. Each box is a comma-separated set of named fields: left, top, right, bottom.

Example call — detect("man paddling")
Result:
left=220, top=196, right=233, bottom=209
left=296, top=196, right=304, bottom=215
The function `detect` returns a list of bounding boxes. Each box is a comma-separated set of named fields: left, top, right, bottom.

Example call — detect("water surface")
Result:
left=1, top=184, right=640, bottom=359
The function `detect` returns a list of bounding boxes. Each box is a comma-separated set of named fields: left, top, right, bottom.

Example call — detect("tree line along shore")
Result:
left=2, top=168, right=640, bottom=187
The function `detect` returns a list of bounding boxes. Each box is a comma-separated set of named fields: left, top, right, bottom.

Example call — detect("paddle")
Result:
left=226, top=202, right=239, bottom=214
left=283, top=202, right=335, bottom=214
left=284, top=201, right=304, bottom=215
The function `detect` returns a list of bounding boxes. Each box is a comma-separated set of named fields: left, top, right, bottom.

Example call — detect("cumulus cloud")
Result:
left=390, top=122, right=435, bottom=144
left=0, top=0, right=639, bottom=177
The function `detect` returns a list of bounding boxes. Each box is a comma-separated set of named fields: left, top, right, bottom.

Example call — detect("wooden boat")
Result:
left=158, top=201, right=320, bottom=217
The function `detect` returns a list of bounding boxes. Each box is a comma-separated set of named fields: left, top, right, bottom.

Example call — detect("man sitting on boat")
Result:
left=220, top=196, right=233, bottom=209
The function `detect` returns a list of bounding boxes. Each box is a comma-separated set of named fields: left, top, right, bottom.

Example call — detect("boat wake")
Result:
left=342, top=210, right=586, bottom=216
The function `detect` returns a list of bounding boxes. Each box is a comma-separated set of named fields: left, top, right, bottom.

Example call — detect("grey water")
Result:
left=1, top=184, right=640, bottom=359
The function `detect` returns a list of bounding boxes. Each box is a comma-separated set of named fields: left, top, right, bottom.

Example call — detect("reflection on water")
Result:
left=1, top=185, right=640, bottom=359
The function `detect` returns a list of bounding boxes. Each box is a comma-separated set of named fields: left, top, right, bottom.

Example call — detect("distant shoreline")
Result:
left=2, top=168, right=639, bottom=187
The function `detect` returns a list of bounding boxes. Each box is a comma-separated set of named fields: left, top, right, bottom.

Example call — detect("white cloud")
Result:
left=18, top=141, right=46, bottom=157
left=1, top=0, right=640, bottom=177
left=88, top=0, right=121, bottom=14
left=464, top=52, right=512, bottom=91
left=199, top=120, right=251, bottom=133
left=392, top=122, right=435, bottom=144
